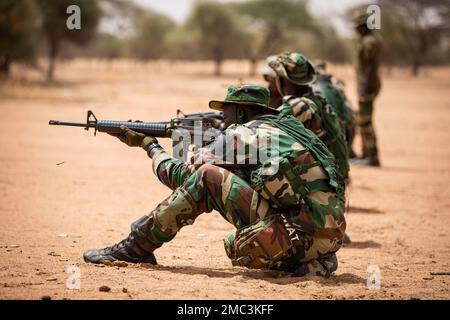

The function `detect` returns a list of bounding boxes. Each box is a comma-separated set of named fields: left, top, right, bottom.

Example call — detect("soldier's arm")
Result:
left=360, top=37, right=380, bottom=98
left=280, top=97, right=325, bottom=139
left=150, top=148, right=196, bottom=191
left=150, top=131, right=242, bottom=190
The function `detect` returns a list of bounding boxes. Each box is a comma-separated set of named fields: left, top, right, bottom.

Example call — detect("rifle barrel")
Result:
left=49, top=119, right=170, bottom=137
left=48, top=120, right=92, bottom=128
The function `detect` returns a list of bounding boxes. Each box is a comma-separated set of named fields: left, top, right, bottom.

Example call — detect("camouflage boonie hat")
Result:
left=260, top=55, right=277, bottom=78
left=209, top=85, right=277, bottom=113
left=269, top=52, right=316, bottom=85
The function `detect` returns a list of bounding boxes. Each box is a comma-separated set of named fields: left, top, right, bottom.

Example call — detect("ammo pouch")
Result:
left=250, top=152, right=332, bottom=209
left=224, top=214, right=293, bottom=269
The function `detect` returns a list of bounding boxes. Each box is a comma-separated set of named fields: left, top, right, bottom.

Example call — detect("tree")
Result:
left=165, top=25, right=201, bottom=60
left=312, top=25, right=350, bottom=63
left=37, top=0, right=101, bottom=81
left=0, top=0, right=39, bottom=77
left=380, top=0, right=450, bottom=75
left=228, top=0, right=322, bottom=75
left=128, top=9, right=175, bottom=60
left=187, top=0, right=242, bottom=76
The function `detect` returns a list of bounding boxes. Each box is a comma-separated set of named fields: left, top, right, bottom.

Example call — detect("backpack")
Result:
left=303, top=93, right=350, bottom=179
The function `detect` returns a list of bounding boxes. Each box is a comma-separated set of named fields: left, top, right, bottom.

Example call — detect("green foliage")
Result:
left=0, top=0, right=39, bottom=75
left=186, top=0, right=245, bottom=75
left=165, top=25, right=201, bottom=60
left=312, top=26, right=350, bottom=63
left=60, top=32, right=125, bottom=59
left=230, top=0, right=319, bottom=30
left=128, top=9, right=175, bottom=60
left=94, top=33, right=124, bottom=59
left=228, top=0, right=322, bottom=57
left=2, top=0, right=449, bottom=79
left=187, top=1, right=237, bottom=59
left=37, top=0, right=101, bottom=80
left=37, top=0, right=101, bottom=46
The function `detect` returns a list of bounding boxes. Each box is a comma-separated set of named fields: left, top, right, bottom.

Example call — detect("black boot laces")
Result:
left=104, top=236, right=132, bottom=254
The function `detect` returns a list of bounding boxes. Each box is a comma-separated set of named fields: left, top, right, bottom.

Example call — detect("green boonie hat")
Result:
left=209, top=85, right=277, bottom=113
left=269, top=52, right=316, bottom=85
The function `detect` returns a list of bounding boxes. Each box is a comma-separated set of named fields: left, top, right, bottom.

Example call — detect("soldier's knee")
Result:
left=194, top=164, right=224, bottom=183
left=195, top=164, right=233, bottom=197
left=224, top=215, right=293, bottom=269
left=196, top=163, right=221, bottom=175
left=153, top=188, right=199, bottom=235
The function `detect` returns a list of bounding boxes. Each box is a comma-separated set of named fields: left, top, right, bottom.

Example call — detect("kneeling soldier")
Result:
left=84, top=85, right=347, bottom=277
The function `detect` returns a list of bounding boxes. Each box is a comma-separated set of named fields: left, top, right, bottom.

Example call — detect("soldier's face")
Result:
left=267, top=77, right=277, bottom=95
left=222, top=104, right=239, bottom=128
left=356, top=24, right=367, bottom=35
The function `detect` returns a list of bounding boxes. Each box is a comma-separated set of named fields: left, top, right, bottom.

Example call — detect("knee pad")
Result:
left=224, top=215, right=293, bottom=269
left=153, top=188, right=199, bottom=234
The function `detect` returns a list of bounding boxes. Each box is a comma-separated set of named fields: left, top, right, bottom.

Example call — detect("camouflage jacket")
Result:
left=356, top=32, right=382, bottom=100
left=151, top=115, right=346, bottom=240
left=278, top=93, right=350, bottom=179
left=312, top=74, right=354, bottom=126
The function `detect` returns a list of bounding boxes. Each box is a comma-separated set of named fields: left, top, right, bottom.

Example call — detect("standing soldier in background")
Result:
left=353, top=12, right=383, bottom=166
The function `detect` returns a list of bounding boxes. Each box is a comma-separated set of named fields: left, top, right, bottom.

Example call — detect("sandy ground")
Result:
left=0, top=60, right=449, bottom=300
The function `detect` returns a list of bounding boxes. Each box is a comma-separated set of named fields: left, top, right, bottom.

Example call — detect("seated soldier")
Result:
left=83, top=85, right=347, bottom=277
left=260, top=55, right=283, bottom=109
left=264, top=52, right=350, bottom=181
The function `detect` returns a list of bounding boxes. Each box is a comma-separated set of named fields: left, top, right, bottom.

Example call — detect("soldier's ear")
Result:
left=275, top=77, right=285, bottom=96
left=238, top=108, right=246, bottom=124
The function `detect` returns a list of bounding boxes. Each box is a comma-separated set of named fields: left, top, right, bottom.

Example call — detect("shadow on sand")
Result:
left=343, top=240, right=382, bottom=249
left=135, top=264, right=366, bottom=286
left=348, top=206, right=384, bottom=214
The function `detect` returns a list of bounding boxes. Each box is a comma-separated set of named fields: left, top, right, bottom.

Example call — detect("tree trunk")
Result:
left=47, top=37, right=59, bottom=82
left=214, top=58, right=222, bottom=77
left=411, top=60, right=420, bottom=77
left=248, top=57, right=257, bottom=77
left=0, top=55, right=11, bottom=78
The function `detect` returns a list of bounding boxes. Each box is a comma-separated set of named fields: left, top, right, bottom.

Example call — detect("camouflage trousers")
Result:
left=132, top=163, right=340, bottom=276
left=346, top=112, right=357, bottom=158
left=358, top=99, right=379, bottom=159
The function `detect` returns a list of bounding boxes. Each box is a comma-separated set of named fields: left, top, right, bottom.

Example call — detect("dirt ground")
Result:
left=0, top=60, right=449, bottom=300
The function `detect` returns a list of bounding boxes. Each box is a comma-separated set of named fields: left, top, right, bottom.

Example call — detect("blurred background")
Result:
left=1, top=0, right=449, bottom=81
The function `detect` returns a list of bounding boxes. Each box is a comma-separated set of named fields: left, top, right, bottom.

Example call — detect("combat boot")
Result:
left=293, top=252, right=338, bottom=278
left=84, top=214, right=160, bottom=265
left=349, top=156, right=380, bottom=167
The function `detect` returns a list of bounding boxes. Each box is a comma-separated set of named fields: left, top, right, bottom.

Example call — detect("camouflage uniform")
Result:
left=261, top=55, right=283, bottom=109
left=312, top=62, right=357, bottom=158
left=354, top=15, right=382, bottom=162
left=268, top=52, right=350, bottom=179
left=85, top=85, right=346, bottom=277
left=146, top=114, right=346, bottom=275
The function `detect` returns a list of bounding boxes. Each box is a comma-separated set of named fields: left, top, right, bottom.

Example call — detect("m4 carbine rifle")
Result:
left=49, top=109, right=223, bottom=138
left=49, top=110, right=224, bottom=159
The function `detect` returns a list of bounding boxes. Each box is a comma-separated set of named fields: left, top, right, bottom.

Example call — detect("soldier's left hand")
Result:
left=111, top=125, right=158, bottom=150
